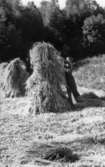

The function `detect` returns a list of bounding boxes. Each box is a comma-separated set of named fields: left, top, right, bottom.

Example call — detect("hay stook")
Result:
left=0, top=58, right=29, bottom=98
left=26, top=42, right=71, bottom=113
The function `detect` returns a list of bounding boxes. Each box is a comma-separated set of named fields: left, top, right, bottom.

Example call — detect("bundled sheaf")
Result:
left=44, top=146, right=79, bottom=162
left=0, top=58, right=29, bottom=98
left=26, top=42, right=70, bottom=113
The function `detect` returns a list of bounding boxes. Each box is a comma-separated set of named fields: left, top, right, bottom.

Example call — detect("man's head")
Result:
left=64, top=57, right=72, bottom=71
left=66, top=57, right=71, bottom=62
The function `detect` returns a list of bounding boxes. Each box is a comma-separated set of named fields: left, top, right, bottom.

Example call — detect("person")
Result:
left=64, top=56, right=80, bottom=108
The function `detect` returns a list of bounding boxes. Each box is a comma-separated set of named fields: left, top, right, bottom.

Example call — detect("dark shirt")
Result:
left=64, top=60, right=72, bottom=73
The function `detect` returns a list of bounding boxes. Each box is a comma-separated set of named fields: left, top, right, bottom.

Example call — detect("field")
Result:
left=1, top=55, right=105, bottom=167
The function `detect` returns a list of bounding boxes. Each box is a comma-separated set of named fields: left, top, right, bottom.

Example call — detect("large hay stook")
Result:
left=26, top=42, right=71, bottom=113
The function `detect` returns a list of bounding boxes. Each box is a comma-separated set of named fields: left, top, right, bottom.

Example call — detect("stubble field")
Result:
left=1, top=55, right=105, bottom=167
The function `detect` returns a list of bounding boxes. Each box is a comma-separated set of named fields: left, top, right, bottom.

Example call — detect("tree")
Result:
left=18, top=3, right=43, bottom=44
left=82, top=13, right=105, bottom=54
left=48, top=7, right=83, bottom=60
left=39, top=0, right=59, bottom=26
left=65, top=0, right=101, bottom=17
left=0, top=0, right=20, bottom=62
left=0, top=0, right=44, bottom=64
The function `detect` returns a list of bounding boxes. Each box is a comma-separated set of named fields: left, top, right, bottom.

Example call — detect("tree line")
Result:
left=0, top=0, right=105, bottom=67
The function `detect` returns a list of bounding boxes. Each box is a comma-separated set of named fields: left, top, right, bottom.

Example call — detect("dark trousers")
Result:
left=65, top=72, right=80, bottom=105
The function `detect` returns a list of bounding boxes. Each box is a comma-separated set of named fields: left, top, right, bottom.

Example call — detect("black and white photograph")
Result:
left=0, top=0, right=105, bottom=166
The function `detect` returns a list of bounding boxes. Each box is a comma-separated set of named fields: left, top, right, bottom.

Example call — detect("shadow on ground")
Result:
left=73, top=92, right=105, bottom=111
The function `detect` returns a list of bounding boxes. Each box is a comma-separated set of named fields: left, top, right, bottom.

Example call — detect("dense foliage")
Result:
left=40, top=0, right=105, bottom=60
left=0, top=0, right=43, bottom=64
left=82, top=14, right=105, bottom=55
left=0, top=0, right=105, bottom=65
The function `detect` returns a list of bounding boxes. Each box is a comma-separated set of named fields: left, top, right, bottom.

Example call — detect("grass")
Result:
left=0, top=104, right=105, bottom=167
left=0, top=55, right=105, bottom=166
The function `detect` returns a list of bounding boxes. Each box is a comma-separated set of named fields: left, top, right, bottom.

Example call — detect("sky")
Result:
left=21, top=0, right=105, bottom=9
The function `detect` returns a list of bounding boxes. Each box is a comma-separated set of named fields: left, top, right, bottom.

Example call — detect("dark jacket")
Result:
left=64, top=59, right=72, bottom=73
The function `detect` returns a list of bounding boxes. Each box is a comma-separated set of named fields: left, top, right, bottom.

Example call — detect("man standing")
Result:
left=64, top=56, right=80, bottom=108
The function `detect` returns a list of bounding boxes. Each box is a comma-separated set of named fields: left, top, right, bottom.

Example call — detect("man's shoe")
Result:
left=76, top=96, right=84, bottom=102
left=71, top=104, right=76, bottom=111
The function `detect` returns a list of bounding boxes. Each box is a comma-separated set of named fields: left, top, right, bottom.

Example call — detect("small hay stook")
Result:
left=43, top=146, right=79, bottom=163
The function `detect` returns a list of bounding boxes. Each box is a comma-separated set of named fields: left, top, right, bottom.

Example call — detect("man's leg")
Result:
left=69, top=74, right=80, bottom=102
left=66, top=85, right=74, bottom=108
